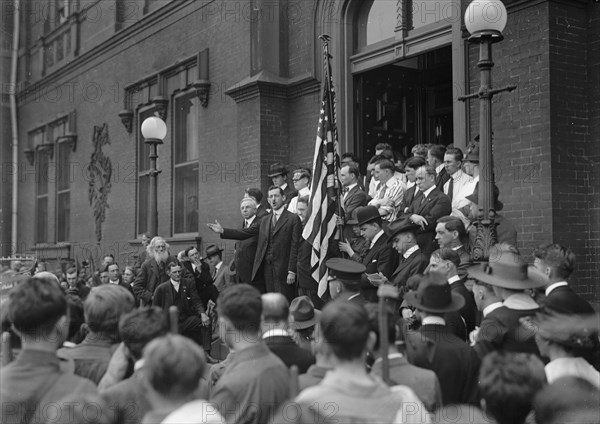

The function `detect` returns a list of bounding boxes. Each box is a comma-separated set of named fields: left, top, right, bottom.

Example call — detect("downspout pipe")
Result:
left=10, top=0, right=20, bottom=254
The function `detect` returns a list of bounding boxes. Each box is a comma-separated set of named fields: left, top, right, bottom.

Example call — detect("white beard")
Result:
left=155, top=251, right=169, bottom=264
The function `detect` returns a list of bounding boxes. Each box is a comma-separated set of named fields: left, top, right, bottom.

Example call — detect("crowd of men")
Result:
left=1, top=142, right=599, bottom=424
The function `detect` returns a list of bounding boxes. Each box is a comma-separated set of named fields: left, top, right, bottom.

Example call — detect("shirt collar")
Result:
left=170, top=279, right=180, bottom=290
left=403, top=245, right=420, bottom=259
left=422, top=316, right=446, bottom=326
left=109, top=279, right=119, bottom=285
left=262, top=328, right=289, bottom=339
left=370, top=230, right=384, bottom=248
left=436, top=164, right=444, bottom=174
left=423, top=186, right=436, bottom=197
left=450, top=169, right=464, bottom=181
left=280, top=183, right=288, bottom=191
left=346, top=183, right=358, bottom=192
left=448, top=275, right=461, bottom=285
left=215, top=261, right=223, bottom=271
left=300, top=187, right=311, bottom=196
left=503, top=293, right=539, bottom=310
left=545, top=281, right=568, bottom=296
left=483, top=302, right=504, bottom=317
left=451, top=245, right=463, bottom=251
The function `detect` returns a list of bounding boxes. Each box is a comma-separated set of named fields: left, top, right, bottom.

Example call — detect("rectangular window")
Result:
left=57, top=138, right=70, bottom=242
left=137, top=109, right=155, bottom=235
left=173, top=94, right=200, bottom=234
left=36, top=149, right=50, bottom=244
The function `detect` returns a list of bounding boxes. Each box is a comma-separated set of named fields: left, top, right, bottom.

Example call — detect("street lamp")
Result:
left=459, top=0, right=516, bottom=261
left=141, top=116, right=167, bottom=237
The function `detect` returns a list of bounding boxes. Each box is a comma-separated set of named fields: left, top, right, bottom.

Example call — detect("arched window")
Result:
left=356, top=0, right=397, bottom=50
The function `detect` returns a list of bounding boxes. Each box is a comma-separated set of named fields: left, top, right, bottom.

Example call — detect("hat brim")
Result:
left=357, top=215, right=379, bottom=226
left=404, top=291, right=465, bottom=313
left=346, top=219, right=359, bottom=225
left=467, top=263, right=547, bottom=290
left=290, top=310, right=321, bottom=330
left=206, top=249, right=224, bottom=257
left=268, top=172, right=284, bottom=178
left=384, top=224, right=420, bottom=243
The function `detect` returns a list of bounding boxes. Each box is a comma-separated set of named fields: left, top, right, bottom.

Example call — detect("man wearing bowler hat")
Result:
left=205, top=244, right=234, bottom=293
left=268, top=163, right=297, bottom=208
left=405, top=272, right=480, bottom=406
left=338, top=206, right=396, bottom=302
left=468, top=243, right=547, bottom=358
left=326, top=258, right=368, bottom=306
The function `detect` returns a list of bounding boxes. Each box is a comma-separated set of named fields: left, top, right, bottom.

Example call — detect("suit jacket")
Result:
left=473, top=306, right=540, bottom=359
left=391, top=248, right=428, bottom=289
left=419, top=324, right=480, bottom=406
left=212, top=262, right=235, bottom=292
left=454, top=245, right=472, bottom=279
left=435, top=168, right=450, bottom=191
left=102, top=371, right=151, bottom=424
left=252, top=209, right=302, bottom=283
left=399, top=185, right=420, bottom=213
left=182, top=260, right=218, bottom=306
left=264, top=335, right=315, bottom=374
left=152, top=279, right=205, bottom=317
left=451, top=278, right=477, bottom=334
left=342, top=186, right=369, bottom=240
left=540, top=285, right=595, bottom=315
left=282, top=184, right=298, bottom=207
left=221, top=215, right=262, bottom=284
left=359, top=233, right=397, bottom=302
left=405, top=188, right=452, bottom=255
left=371, top=355, right=442, bottom=412
left=133, top=255, right=190, bottom=306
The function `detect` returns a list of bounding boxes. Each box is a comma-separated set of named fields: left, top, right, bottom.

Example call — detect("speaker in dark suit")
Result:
left=404, top=273, right=480, bottom=406
left=220, top=217, right=262, bottom=286
left=253, top=187, right=302, bottom=303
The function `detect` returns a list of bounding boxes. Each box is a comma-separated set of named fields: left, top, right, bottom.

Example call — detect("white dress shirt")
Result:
left=444, top=170, right=476, bottom=227
left=287, top=186, right=311, bottom=213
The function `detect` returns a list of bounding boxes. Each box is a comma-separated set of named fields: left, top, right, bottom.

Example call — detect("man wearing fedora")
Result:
left=467, top=243, right=546, bottom=357
left=326, top=258, right=368, bottom=306
left=338, top=206, right=396, bottom=302
left=252, top=186, right=302, bottom=302
left=261, top=293, right=315, bottom=373
left=339, top=162, right=369, bottom=241
left=403, top=165, right=452, bottom=257
left=205, top=244, right=234, bottom=293
left=404, top=272, right=481, bottom=406
left=462, top=141, right=479, bottom=181
left=268, top=163, right=297, bottom=208
left=466, top=184, right=517, bottom=248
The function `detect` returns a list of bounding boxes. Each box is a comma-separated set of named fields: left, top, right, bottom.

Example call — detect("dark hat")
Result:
left=464, top=143, right=479, bottom=163
left=268, top=163, right=288, bottom=178
left=205, top=244, right=223, bottom=258
left=356, top=206, right=381, bottom=226
left=467, top=245, right=547, bottom=290
left=384, top=217, right=420, bottom=242
left=465, top=183, right=503, bottom=211
left=534, top=312, right=599, bottom=350
left=404, top=273, right=465, bottom=313
left=326, top=258, right=366, bottom=282
left=289, top=296, right=321, bottom=330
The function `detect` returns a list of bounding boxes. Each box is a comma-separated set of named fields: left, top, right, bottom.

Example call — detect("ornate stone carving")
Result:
left=87, top=123, right=112, bottom=242
left=118, top=109, right=134, bottom=133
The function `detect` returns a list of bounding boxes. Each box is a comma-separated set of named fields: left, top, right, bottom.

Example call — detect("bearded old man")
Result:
left=133, top=236, right=191, bottom=306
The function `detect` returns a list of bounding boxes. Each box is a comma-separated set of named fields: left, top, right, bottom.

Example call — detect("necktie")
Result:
left=447, top=178, right=454, bottom=201
left=271, top=213, right=278, bottom=228
left=378, top=184, right=388, bottom=199
left=243, top=220, right=247, bottom=229
left=420, top=194, right=427, bottom=207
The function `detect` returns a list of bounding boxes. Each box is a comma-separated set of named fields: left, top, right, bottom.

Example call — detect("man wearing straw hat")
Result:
left=404, top=272, right=480, bottom=406
left=468, top=243, right=547, bottom=358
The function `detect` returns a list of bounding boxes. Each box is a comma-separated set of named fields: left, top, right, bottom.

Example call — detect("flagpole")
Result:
left=319, top=34, right=345, bottom=243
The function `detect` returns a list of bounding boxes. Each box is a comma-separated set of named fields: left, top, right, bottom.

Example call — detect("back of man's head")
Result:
left=321, top=301, right=370, bottom=362
left=217, top=284, right=262, bottom=334
left=119, top=307, right=169, bottom=360
left=8, top=277, right=67, bottom=336
left=533, top=243, right=575, bottom=280
left=143, top=334, right=206, bottom=401
left=84, top=285, right=135, bottom=339
left=261, top=293, right=290, bottom=324
left=364, top=303, right=395, bottom=352
left=480, top=351, right=546, bottom=424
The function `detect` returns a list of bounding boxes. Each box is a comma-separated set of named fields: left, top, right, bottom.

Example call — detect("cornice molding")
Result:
left=225, top=72, right=321, bottom=104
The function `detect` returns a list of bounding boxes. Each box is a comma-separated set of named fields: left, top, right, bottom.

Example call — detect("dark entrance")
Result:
left=354, top=46, right=453, bottom=163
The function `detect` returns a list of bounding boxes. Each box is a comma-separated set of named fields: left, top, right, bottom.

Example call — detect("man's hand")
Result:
left=206, top=220, right=224, bottom=234
left=200, top=312, right=210, bottom=326
left=336, top=216, right=344, bottom=226
left=287, top=272, right=296, bottom=286
left=410, top=214, right=428, bottom=229
left=366, top=272, right=389, bottom=287
left=97, top=342, right=130, bottom=391
left=206, top=300, right=216, bottom=315
left=338, top=241, right=355, bottom=256
left=381, top=198, right=395, bottom=208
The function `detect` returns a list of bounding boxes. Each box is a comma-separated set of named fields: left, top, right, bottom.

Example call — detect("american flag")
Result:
left=302, top=46, right=341, bottom=297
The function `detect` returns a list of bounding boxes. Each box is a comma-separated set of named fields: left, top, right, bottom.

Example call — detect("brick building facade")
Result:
left=1, top=0, right=598, bottom=305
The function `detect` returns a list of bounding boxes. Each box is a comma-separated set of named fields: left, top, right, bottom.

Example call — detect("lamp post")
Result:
left=459, top=0, right=516, bottom=261
left=141, top=116, right=167, bottom=237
